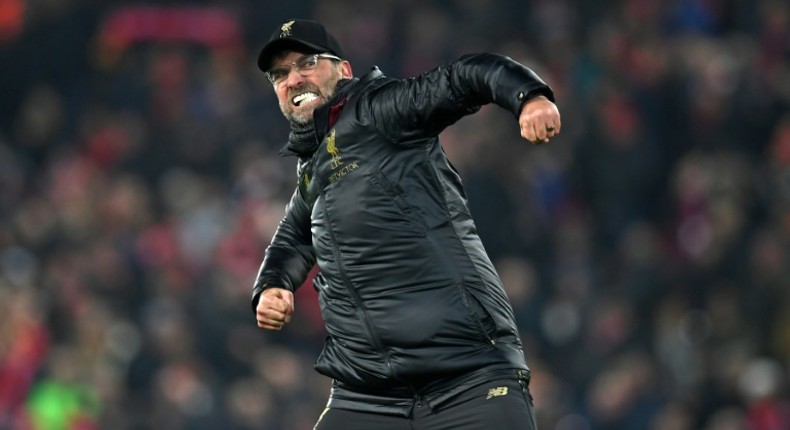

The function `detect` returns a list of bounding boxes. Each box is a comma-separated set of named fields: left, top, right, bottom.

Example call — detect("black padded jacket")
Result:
left=251, top=53, right=554, bottom=415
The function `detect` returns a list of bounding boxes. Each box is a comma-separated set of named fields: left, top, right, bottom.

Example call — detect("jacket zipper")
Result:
left=322, top=199, right=397, bottom=380
left=323, top=200, right=423, bottom=405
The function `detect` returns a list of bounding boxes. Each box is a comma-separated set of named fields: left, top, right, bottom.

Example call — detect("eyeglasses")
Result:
left=266, top=53, right=342, bottom=86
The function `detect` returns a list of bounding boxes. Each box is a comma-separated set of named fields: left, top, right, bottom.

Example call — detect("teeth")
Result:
left=293, top=92, right=318, bottom=106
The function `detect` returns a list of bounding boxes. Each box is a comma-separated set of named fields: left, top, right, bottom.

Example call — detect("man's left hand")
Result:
left=519, top=95, right=561, bottom=144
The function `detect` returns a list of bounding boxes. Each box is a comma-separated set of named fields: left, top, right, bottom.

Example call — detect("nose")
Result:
left=285, top=68, right=305, bottom=88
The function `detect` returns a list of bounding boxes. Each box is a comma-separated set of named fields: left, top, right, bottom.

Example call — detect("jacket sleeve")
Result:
left=250, top=187, right=315, bottom=313
left=367, top=53, right=554, bottom=142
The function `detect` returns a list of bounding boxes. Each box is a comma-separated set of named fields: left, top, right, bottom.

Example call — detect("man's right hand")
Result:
left=256, top=287, right=295, bottom=331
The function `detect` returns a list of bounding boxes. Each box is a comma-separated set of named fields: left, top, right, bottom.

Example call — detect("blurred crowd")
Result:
left=1, top=0, right=789, bottom=429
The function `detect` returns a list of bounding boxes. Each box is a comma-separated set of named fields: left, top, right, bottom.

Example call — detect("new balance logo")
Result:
left=486, top=386, right=508, bottom=399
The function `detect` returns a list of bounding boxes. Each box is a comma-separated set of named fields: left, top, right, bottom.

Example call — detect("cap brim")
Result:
left=257, top=39, right=325, bottom=72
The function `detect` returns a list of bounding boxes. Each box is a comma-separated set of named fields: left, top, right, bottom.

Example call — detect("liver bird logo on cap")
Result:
left=280, top=20, right=295, bottom=38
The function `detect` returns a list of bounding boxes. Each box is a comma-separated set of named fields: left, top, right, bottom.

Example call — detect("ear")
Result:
left=339, top=60, right=353, bottom=79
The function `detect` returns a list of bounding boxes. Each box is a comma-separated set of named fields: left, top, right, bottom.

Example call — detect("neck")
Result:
left=286, top=121, right=317, bottom=157
left=284, top=78, right=355, bottom=157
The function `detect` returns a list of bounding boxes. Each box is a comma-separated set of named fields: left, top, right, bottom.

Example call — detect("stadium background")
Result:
left=1, top=0, right=789, bottom=429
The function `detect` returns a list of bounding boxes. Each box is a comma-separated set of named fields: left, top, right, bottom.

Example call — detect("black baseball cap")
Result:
left=257, top=19, right=344, bottom=72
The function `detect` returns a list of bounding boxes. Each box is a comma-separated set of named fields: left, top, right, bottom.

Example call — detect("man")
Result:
left=252, top=19, right=560, bottom=430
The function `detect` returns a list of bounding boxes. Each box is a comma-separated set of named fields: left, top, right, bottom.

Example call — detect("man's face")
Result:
left=271, top=51, right=351, bottom=125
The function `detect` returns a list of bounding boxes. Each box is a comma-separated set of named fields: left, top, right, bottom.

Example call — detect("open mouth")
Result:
left=292, top=92, right=319, bottom=107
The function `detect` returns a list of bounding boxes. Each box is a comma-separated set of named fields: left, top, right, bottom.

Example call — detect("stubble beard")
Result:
left=281, top=70, right=343, bottom=126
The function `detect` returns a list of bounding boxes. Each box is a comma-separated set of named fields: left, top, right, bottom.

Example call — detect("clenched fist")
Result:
left=256, top=287, right=295, bottom=331
left=519, top=95, right=561, bottom=144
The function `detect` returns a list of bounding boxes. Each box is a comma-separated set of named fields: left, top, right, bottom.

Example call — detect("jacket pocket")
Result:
left=458, top=285, right=498, bottom=345
left=368, top=172, right=427, bottom=234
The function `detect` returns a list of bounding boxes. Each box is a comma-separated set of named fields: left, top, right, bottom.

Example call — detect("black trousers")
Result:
left=314, top=377, right=538, bottom=430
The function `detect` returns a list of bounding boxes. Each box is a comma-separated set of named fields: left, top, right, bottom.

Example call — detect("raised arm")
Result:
left=367, top=53, right=559, bottom=143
